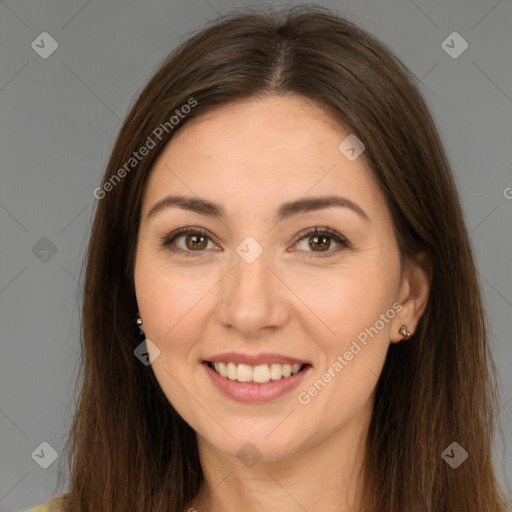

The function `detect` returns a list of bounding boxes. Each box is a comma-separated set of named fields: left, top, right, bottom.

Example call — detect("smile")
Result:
left=206, top=361, right=308, bottom=384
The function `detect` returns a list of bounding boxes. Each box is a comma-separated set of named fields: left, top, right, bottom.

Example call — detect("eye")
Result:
left=161, top=227, right=217, bottom=257
left=293, top=226, right=349, bottom=257
left=161, top=225, right=350, bottom=258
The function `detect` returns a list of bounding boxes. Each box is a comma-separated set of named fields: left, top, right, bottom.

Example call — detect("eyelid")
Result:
left=292, top=225, right=345, bottom=244
left=161, top=226, right=211, bottom=245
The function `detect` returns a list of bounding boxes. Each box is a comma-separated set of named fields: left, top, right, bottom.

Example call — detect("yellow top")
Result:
left=25, top=505, right=50, bottom=512
left=25, top=495, right=65, bottom=511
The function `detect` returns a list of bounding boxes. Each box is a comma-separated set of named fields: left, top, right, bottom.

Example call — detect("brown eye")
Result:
left=294, top=227, right=349, bottom=256
left=162, top=227, right=215, bottom=256
left=184, top=233, right=208, bottom=250
left=308, top=234, right=331, bottom=252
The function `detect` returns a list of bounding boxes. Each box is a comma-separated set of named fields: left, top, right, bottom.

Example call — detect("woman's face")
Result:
left=134, top=95, right=422, bottom=461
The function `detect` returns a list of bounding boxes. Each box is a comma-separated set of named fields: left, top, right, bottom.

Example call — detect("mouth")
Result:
left=203, top=361, right=311, bottom=384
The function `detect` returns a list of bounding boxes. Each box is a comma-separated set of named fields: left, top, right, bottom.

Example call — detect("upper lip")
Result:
left=204, top=352, right=312, bottom=366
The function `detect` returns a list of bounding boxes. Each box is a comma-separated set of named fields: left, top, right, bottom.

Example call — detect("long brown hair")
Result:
left=53, top=5, right=509, bottom=511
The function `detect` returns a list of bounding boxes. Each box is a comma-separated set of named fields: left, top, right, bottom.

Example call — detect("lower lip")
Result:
left=202, top=362, right=311, bottom=403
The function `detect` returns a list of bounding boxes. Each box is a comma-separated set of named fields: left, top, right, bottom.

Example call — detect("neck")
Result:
left=191, top=412, right=371, bottom=512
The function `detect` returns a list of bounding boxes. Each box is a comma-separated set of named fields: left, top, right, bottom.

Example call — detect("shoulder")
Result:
left=25, top=495, right=67, bottom=512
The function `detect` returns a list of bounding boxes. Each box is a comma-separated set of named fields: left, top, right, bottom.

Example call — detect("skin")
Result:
left=134, top=95, right=430, bottom=512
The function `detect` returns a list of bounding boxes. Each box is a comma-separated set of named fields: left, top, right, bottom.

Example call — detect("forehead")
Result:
left=141, top=95, right=387, bottom=221
left=158, top=95, right=349, bottom=166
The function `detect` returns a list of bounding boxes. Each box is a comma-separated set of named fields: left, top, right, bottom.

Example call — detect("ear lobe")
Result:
left=390, top=252, right=432, bottom=343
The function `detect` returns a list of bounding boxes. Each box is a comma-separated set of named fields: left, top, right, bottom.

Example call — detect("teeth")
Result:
left=226, top=362, right=237, bottom=380
left=253, top=364, right=270, bottom=383
left=270, top=363, right=282, bottom=380
left=237, top=364, right=253, bottom=382
left=210, top=362, right=304, bottom=383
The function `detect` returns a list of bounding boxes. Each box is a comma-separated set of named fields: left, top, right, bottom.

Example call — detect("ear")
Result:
left=390, top=252, right=432, bottom=343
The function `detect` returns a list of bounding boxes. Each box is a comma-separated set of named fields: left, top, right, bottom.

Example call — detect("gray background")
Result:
left=0, top=0, right=511, bottom=510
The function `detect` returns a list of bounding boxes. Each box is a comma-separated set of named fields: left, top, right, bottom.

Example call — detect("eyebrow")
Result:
left=147, top=194, right=369, bottom=222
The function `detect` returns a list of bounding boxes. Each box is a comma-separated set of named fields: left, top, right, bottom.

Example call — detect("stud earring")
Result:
left=135, top=316, right=144, bottom=336
left=399, top=325, right=412, bottom=339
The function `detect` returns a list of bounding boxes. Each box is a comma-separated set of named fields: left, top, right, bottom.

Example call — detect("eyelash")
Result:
left=160, top=226, right=350, bottom=258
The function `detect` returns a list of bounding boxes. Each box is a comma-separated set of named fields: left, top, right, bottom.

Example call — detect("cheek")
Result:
left=292, top=258, right=398, bottom=407
left=295, top=258, right=399, bottom=347
left=134, top=257, right=212, bottom=419
left=134, top=248, right=213, bottom=344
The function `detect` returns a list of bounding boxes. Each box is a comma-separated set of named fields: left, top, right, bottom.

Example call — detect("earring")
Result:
left=135, top=315, right=144, bottom=336
left=399, top=325, right=412, bottom=339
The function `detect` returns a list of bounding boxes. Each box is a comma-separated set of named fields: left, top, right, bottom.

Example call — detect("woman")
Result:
left=28, top=5, right=509, bottom=511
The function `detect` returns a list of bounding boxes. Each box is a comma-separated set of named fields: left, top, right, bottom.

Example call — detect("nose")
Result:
left=216, top=247, right=290, bottom=338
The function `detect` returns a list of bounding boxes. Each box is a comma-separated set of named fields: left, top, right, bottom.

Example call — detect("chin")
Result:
left=198, top=423, right=306, bottom=463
